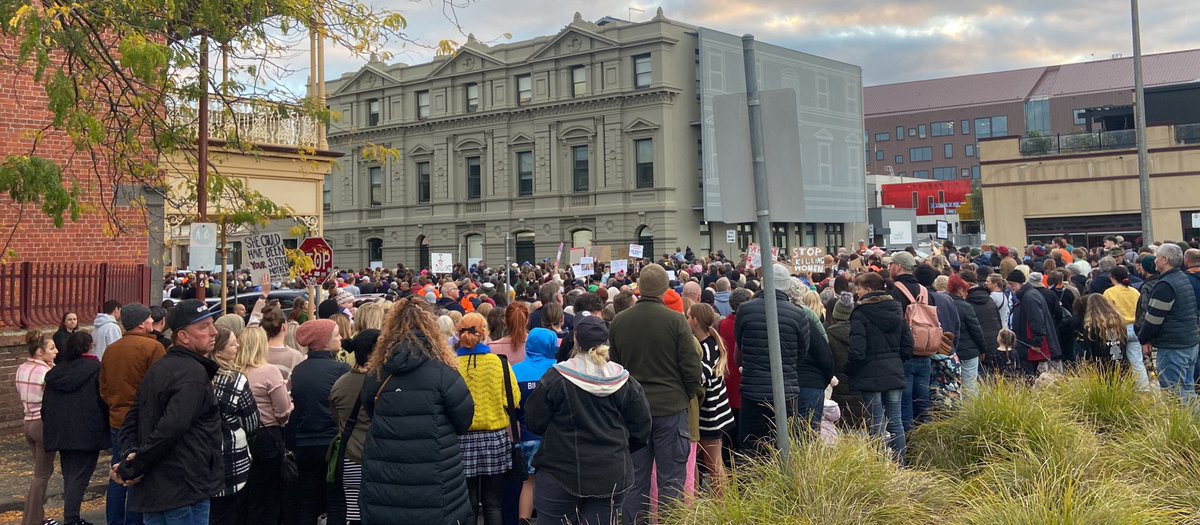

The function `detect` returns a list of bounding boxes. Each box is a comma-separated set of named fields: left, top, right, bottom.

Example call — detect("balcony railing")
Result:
left=1019, top=130, right=1137, bottom=156
left=1176, top=123, right=1200, bottom=145
left=170, top=97, right=321, bottom=150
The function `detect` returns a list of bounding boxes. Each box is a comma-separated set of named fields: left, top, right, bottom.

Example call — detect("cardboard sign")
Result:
left=629, top=244, right=644, bottom=259
left=590, top=246, right=612, bottom=263
left=245, top=233, right=289, bottom=284
left=610, top=260, right=629, bottom=275
left=790, top=246, right=826, bottom=274
left=431, top=253, right=454, bottom=274
left=747, top=243, right=762, bottom=271
left=580, top=257, right=595, bottom=275
left=568, top=248, right=587, bottom=266
left=849, top=257, right=865, bottom=272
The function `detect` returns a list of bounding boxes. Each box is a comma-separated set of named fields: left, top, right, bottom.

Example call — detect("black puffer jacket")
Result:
left=798, top=309, right=836, bottom=390
left=359, top=336, right=474, bottom=525
left=846, top=292, right=912, bottom=392
left=735, top=291, right=811, bottom=402
left=951, top=296, right=987, bottom=361
left=43, top=359, right=109, bottom=452
left=286, top=351, right=350, bottom=449
left=966, top=286, right=1002, bottom=359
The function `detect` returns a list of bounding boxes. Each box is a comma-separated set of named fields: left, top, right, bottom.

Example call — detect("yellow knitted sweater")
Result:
left=457, top=352, right=521, bottom=432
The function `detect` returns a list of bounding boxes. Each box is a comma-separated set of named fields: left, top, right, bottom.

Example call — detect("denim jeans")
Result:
left=863, top=389, right=906, bottom=462
left=1125, top=325, right=1150, bottom=391
left=1157, top=345, right=1200, bottom=405
left=108, top=428, right=143, bottom=525
left=960, top=357, right=980, bottom=398
left=902, top=357, right=932, bottom=433
left=795, top=387, right=826, bottom=435
left=143, top=499, right=209, bottom=525
left=535, top=473, right=624, bottom=525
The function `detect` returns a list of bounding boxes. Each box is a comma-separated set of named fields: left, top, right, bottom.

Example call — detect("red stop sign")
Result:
left=300, top=237, right=334, bottom=287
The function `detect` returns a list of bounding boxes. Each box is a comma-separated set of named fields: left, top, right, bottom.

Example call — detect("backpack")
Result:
left=895, top=283, right=944, bottom=357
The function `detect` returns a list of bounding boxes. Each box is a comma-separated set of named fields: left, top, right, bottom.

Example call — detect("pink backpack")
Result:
left=894, top=284, right=943, bottom=357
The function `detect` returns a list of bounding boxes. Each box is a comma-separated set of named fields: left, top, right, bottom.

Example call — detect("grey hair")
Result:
left=787, top=277, right=809, bottom=306
left=1158, top=243, right=1184, bottom=269
left=1098, top=256, right=1117, bottom=272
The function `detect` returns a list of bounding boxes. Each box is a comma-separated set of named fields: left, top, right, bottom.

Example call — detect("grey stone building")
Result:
left=323, top=10, right=866, bottom=270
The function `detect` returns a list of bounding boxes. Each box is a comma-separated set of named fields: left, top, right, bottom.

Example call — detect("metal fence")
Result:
left=1019, top=130, right=1137, bottom=156
left=0, top=263, right=150, bottom=329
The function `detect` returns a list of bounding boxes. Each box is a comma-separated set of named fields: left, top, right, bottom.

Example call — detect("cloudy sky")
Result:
left=317, top=0, right=1200, bottom=86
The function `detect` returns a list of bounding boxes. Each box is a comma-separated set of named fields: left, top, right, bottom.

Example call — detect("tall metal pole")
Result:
left=742, top=34, right=789, bottom=467
left=504, top=233, right=511, bottom=298
left=196, top=33, right=210, bottom=302
left=1131, top=0, right=1153, bottom=243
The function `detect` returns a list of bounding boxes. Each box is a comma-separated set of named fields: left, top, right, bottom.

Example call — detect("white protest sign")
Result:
left=1193, top=212, right=1200, bottom=228
left=189, top=222, right=217, bottom=272
left=790, top=246, right=826, bottom=273
left=571, top=264, right=583, bottom=276
left=936, top=220, right=949, bottom=240
left=726, top=229, right=736, bottom=243
left=610, top=260, right=629, bottom=275
left=579, top=257, right=595, bottom=275
left=431, top=253, right=454, bottom=274
left=888, top=221, right=913, bottom=245
left=629, top=244, right=644, bottom=259
left=666, top=270, right=678, bottom=281
left=747, top=243, right=762, bottom=271
left=244, top=233, right=289, bottom=284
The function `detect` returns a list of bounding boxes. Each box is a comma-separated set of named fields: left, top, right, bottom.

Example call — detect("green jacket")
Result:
left=609, top=296, right=704, bottom=417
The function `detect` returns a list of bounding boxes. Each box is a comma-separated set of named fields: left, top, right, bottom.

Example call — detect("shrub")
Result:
left=1048, top=365, right=1162, bottom=434
left=1114, top=401, right=1200, bottom=523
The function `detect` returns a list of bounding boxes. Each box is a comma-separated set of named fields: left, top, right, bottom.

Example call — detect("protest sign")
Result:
left=790, top=246, right=826, bottom=273
left=431, top=253, right=454, bottom=274
left=569, top=248, right=586, bottom=265
left=245, top=233, right=289, bottom=284
left=610, top=260, right=629, bottom=275
left=747, top=243, right=762, bottom=271
left=580, top=257, right=595, bottom=275
left=629, top=244, right=644, bottom=259
left=571, top=264, right=583, bottom=276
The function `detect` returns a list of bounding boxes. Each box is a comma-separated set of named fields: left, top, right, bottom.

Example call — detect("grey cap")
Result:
left=120, top=302, right=152, bottom=332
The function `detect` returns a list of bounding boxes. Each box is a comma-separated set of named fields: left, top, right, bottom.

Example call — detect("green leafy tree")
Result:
left=0, top=0, right=458, bottom=253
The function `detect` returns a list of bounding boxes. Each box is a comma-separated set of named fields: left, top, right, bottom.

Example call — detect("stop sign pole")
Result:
left=300, top=238, right=334, bottom=318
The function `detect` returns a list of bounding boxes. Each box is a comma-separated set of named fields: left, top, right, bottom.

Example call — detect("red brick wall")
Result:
left=0, top=36, right=147, bottom=265
left=0, top=341, right=29, bottom=430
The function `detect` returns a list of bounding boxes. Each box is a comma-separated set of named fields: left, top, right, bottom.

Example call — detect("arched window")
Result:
left=417, top=235, right=430, bottom=270
left=515, top=231, right=536, bottom=265
left=571, top=229, right=593, bottom=250
left=465, top=234, right=484, bottom=267
left=635, top=225, right=654, bottom=261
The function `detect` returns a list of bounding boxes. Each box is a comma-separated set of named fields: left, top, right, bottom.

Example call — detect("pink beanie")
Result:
left=295, top=319, right=339, bottom=351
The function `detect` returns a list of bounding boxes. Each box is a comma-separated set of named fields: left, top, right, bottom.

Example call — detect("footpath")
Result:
left=0, top=431, right=109, bottom=524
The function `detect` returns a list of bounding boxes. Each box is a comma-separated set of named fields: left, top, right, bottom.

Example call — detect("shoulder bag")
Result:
left=498, top=355, right=528, bottom=484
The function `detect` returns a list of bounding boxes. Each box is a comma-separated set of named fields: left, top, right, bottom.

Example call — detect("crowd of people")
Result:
left=13, top=235, right=1200, bottom=525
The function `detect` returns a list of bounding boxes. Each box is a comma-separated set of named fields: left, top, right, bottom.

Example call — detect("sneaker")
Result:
left=42, top=520, right=60, bottom=525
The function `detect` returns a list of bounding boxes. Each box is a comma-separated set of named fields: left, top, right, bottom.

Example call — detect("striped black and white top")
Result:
left=698, top=337, right=736, bottom=437
left=212, top=369, right=261, bottom=496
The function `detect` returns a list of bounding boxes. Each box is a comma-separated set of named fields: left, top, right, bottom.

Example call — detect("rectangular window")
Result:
left=938, top=191, right=945, bottom=202
left=634, top=54, right=652, bottom=88
left=944, top=143, right=954, bottom=158
left=465, top=84, right=479, bottom=113
left=874, top=132, right=891, bottom=142
left=517, top=74, right=532, bottom=105
left=909, top=127, right=917, bottom=137
left=572, top=66, right=587, bottom=97
left=417, top=162, right=431, bottom=203
left=368, top=166, right=383, bottom=206
left=572, top=146, right=589, bottom=192
left=961, top=168, right=971, bottom=179
left=1073, top=109, right=1087, bottom=126
left=818, top=143, right=832, bottom=184
left=911, top=192, right=918, bottom=208
left=416, top=91, right=430, bottom=119
left=993, top=116, right=1008, bottom=136
left=896, top=126, right=905, bottom=141
left=876, top=149, right=885, bottom=161
left=517, top=152, right=533, bottom=196
left=975, top=116, right=1009, bottom=139
left=1025, top=97, right=1051, bottom=135
left=972, top=165, right=981, bottom=179
left=466, top=156, right=481, bottom=200
left=635, top=139, right=654, bottom=188
left=927, top=196, right=935, bottom=213
left=368, top=99, right=380, bottom=126
left=931, top=121, right=953, bottom=136
left=323, top=174, right=331, bottom=211
left=914, top=170, right=929, bottom=179
left=909, top=147, right=932, bottom=162
left=933, top=167, right=956, bottom=180
left=961, top=119, right=971, bottom=135
left=918, top=124, right=927, bottom=138
left=965, top=144, right=976, bottom=157
left=895, top=155, right=904, bottom=164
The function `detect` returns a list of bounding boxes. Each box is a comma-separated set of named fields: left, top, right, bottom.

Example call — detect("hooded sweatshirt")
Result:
left=525, top=355, right=651, bottom=497
left=713, top=290, right=733, bottom=316
left=43, top=359, right=110, bottom=451
left=514, top=328, right=560, bottom=440
left=92, top=313, right=123, bottom=360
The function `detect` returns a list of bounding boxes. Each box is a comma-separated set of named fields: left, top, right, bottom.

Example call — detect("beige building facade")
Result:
left=323, top=11, right=865, bottom=270
left=979, top=123, right=1200, bottom=247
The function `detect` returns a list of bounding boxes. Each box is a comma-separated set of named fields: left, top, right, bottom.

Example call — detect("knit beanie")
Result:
left=639, top=264, right=669, bottom=297
left=1028, top=272, right=1045, bottom=287
left=295, top=319, right=338, bottom=351
left=1007, top=269, right=1026, bottom=284
left=772, top=263, right=793, bottom=292
left=663, top=289, right=684, bottom=314
left=832, top=292, right=855, bottom=322
left=1141, top=255, right=1157, bottom=275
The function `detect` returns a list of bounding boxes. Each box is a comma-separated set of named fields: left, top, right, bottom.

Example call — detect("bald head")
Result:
left=682, top=281, right=701, bottom=303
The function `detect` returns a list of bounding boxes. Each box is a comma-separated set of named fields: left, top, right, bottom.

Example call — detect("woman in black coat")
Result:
left=42, top=332, right=109, bottom=525
left=359, top=299, right=475, bottom=525
left=947, top=275, right=987, bottom=397
left=846, top=272, right=912, bottom=462
left=966, top=282, right=1003, bottom=375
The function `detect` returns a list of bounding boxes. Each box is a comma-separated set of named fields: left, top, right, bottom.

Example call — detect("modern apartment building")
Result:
left=322, top=11, right=866, bottom=269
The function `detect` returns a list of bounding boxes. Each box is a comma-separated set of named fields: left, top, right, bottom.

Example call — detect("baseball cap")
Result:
left=574, top=315, right=609, bottom=351
left=167, top=299, right=219, bottom=332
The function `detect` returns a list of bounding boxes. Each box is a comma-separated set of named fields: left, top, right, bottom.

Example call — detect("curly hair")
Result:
left=1083, top=294, right=1126, bottom=345
left=368, top=298, right=456, bottom=376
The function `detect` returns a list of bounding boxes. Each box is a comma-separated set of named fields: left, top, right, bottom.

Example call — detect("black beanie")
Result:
left=914, top=264, right=939, bottom=287
left=1007, top=269, right=1026, bottom=284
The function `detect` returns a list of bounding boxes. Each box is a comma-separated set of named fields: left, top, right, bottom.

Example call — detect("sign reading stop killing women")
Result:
left=245, top=233, right=289, bottom=284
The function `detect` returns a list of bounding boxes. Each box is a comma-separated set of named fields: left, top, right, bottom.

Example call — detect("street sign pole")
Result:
left=743, top=34, right=790, bottom=468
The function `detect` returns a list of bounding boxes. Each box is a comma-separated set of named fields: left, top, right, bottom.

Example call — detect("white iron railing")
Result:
left=170, top=97, right=320, bottom=149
